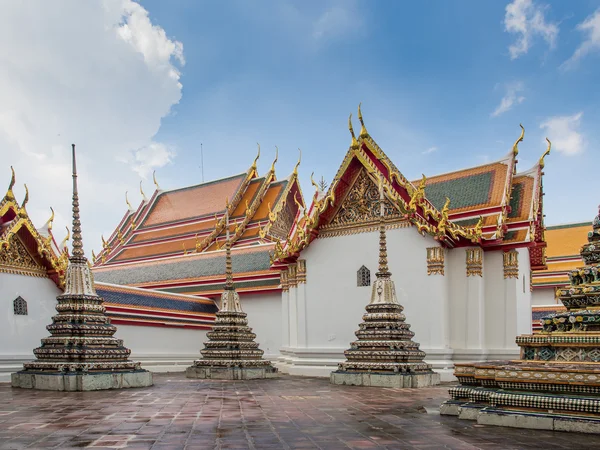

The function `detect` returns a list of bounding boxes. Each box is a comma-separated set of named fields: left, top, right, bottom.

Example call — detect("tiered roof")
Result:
left=93, top=147, right=305, bottom=296
left=273, top=106, right=549, bottom=266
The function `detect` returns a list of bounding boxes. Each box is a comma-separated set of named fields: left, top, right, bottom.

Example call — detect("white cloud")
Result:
left=422, top=146, right=438, bottom=155
left=562, top=9, right=600, bottom=70
left=491, top=81, right=526, bottom=117
left=0, top=0, right=183, bottom=254
left=504, top=0, right=558, bottom=59
left=539, top=112, right=584, bottom=155
left=312, top=1, right=361, bottom=41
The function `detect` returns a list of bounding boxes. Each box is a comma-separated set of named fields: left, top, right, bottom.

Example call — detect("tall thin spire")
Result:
left=376, top=175, right=390, bottom=278
left=224, top=207, right=233, bottom=289
left=71, top=144, right=85, bottom=261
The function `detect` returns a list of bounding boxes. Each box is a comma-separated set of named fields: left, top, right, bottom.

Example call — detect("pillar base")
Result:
left=11, top=370, right=153, bottom=391
left=185, top=365, right=278, bottom=380
left=330, top=370, right=440, bottom=388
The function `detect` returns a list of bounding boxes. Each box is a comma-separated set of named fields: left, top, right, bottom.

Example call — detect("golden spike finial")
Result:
left=293, top=191, right=303, bottom=211
left=251, top=143, right=260, bottom=172
left=45, top=207, right=55, bottom=231
left=348, top=114, right=359, bottom=149
left=6, top=166, right=16, bottom=200
left=140, top=180, right=147, bottom=202
left=21, top=184, right=29, bottom=209
left=310, top=172, right=319, bottom=192
left=60, top=226, right=70, bottom=251
left=153, top=170, right=160, bottom=191
left=125, top=191, right=132, bottom=210
left=540, top=138, right=551, bottom=169
left=270, top=146, right=279, bottom=174
left=293, top=148, right=301, bottom=176
left=101, top=234, right=107, bottom=248
left=512, top=124, right=525, bottom=156
left=358, top=103, right=368, bottom=139
left=92, top=249, right=97, bottom=262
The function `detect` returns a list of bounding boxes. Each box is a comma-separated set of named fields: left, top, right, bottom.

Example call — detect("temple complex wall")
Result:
left=0, top=273, right=60, bottom=382
left=532, top=288, right=559, bottom=306
left=240, top=291, right=282, bottom=361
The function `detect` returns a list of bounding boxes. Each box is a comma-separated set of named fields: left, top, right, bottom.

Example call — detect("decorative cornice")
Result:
left=296, top=259, right=306, bottom=284
left=280, top=270, right=289, bottom=292
left=319, top=219, right=411, bottom=238
left=466, top=248, right=483, bottom=277
left=288, top=264, right=298, bottom=289
left=503, top=249, right=519, bottom=279
left=426, top=247, right=445, bottom=276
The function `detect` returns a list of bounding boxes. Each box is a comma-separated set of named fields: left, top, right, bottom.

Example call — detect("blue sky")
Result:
left=137, top=0, right=599, bottom=226
left=1, top=0, right=598, bottom=255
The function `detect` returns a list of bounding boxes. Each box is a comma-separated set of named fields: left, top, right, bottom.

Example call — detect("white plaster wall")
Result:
left=112, top=325, right=208, bottom=372
left=0, top=273, right=60, bottom=381
left=241, top=291, right=281, bottom=360
left=447, top=248, right=468, bottom=350
left=532, top=288, right=558, bottom=306
left=483, top=251, right=505, bottom=349
left=516, top=248, right=532, bottom=336
left=302, top=227, right=445, bottom=354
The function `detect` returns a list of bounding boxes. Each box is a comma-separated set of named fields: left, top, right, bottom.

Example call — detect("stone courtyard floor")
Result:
left=1, top=374, right=600, bottom=449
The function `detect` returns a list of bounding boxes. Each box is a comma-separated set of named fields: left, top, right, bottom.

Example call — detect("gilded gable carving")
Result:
left=322, top=168, right=402, bottom=234
left=0, top=234, right=47, bottom=278
left=270, top=200, right=295, bottom=241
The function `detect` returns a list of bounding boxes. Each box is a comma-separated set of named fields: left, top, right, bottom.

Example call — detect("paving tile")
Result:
left=0, top=374, right=598, bottom=449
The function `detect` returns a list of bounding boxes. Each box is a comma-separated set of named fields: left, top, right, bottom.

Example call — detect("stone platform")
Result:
left=330, top=370, right=440, bottom=388
left=11, top=370, right=153, bottom=391
left=185, top=365, right=278, bottom=380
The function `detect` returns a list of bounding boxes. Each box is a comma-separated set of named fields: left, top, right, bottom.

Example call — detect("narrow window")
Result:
left=13, top=296, right=28, bottom=315
left=357, top=265, right=371, bottom=287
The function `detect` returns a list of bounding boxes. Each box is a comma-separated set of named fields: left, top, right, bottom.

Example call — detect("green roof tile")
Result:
left=425, top=171, right=493, bottom=210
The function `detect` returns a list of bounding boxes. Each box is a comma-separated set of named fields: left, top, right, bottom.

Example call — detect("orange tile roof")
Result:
left=253, top=181, right=286, bottom=221
left=141, top=173, right=246, bottom=227
left=113, top=235, right=198, bottom=262
left=417, top=160, right=510, bottom=215
left=506, top=174, right=534, bottom=223
left=544, top=222, right=590, bottom=258
left=131, top=219, right=218, bottom=244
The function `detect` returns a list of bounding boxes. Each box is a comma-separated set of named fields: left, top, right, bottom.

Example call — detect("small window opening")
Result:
left=13, top=296, right=28, bottom=315
left=357, top=265, right=371, bottom=287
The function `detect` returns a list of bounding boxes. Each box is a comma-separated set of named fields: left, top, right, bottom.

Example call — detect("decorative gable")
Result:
left=0, top=234, right=47, bottom=278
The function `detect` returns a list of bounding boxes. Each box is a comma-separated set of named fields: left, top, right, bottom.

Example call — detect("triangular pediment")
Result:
left=0, top=233, right=48, bottom=278
left=319, top=166, right=406, bottom=235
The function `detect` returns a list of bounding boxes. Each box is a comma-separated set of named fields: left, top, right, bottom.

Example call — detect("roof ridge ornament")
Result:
left=540, top=138, right=551, bottom=169
left=310, top=172, right=320, bottom=194
left=358, top=103, right=368, bottom=139
left=293, top=148, right=301, bottom=177
left=153, top=170, right=161, bottom=191
left=60, top=226, right=70, bottom=251
left=251, top=143, right=260, bottom=174
left=140, top=180, right=147, bottom=202
left=125, top=191, right=133, bottom=211
left=348, top=114, right=359, bottom=149
left=45, top=207, right=55, bottom=231
left=5, top=166, right=16, bottom=201
left=270, top=146, right=278, bottom=178
left=21, top=184, right=29, bottom=210
left=512, top=124, right=525, bottom=157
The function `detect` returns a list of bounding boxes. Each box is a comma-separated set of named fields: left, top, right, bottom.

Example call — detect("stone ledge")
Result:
left=11, top=370, right=153, bottom=391
left=185, top=366, right=278, bottom=380
left=330, top=371, right=440, bottom=388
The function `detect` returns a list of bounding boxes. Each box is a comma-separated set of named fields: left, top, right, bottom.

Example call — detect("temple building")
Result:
left=2, top=106, right=553, bottom=381
left=272, top=106, right=548, bottom=380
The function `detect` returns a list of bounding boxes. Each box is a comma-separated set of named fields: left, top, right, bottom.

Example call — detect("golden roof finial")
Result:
left=21, top=184, right=29, bottom=209
left=140, top=180, right=147, bottom=202
left=348, top=114, right=359, bottom=149
left=125, top=191, right=133, bottom=211
left=270, top=146, right=279, bottom=174
left=5, top=166, right=16, bottom=200
left=293, top=191, right=303, bottom=211
left=91, top=249, right=97, bottom=263
left=293, top=148, right=301, bottom=177
left=60, top=226, right=70, bottom=251
left=540, top=138, right=551, bottom=169
left=245, top=199, right=252, bottom=217
left=358, top=103, right=368, bottom=139
left=101, top=234, right=107, bottom=248
left=153, top=170, right=161, bottom=191
left=512, top=124, right=525, bottom=157
left=310, top=172, right=319, bottom=193
left=45, top=207, right=55, bottom=231
left=251, top=143, right=260, bottom=173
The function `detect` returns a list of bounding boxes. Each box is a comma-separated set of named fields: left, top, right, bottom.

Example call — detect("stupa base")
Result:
left=441, top=399, right=600, bottom=434
left=185, top=365, right=278, bottom=380
left=330, top=370, right=440, bottom=388
left=11, top=370, right=153, bottom=391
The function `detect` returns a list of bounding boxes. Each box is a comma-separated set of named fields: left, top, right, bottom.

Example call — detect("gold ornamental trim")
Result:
left=296, top=259, right=306, bottom=284
left=466, top=248, right=483, bottom=277
left=426, top=247, right=445, bottom=276
left=503, top=249, right=519, bottom=279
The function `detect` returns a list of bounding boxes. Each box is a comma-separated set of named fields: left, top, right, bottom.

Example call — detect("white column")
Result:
left=503, top=250, right=519, bottom=349
left=465, top=248, right=484, bottom=349
left=288, top=264, right=298, bottom=348
left=296, top=260, right=307, bottom=347
left=280, top=270, right=290, bottom=348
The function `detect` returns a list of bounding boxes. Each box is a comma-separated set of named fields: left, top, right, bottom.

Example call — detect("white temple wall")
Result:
left=241, top=291, right=282, bottom=361
left=532, top=288, right=559, bottom=306
left=0, top=273, right=60, bottom=382
left=113, top=325, right=209, bottom=373
left=282, top=225, right=449, bottom=377
left=515, top=248, right=532, bottom=337
left=483, top=251, right=506, bottom=351
left=447, top=248, right=468, bottom=350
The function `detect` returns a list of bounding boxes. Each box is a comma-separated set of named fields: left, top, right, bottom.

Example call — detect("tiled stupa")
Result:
left=330, top=177, right=440, bottom=388
left=186, top=209, right=277, bottom=380
left=441, top=205, right=600, bottom=433
left=11, top=145, right=152, bottom=391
